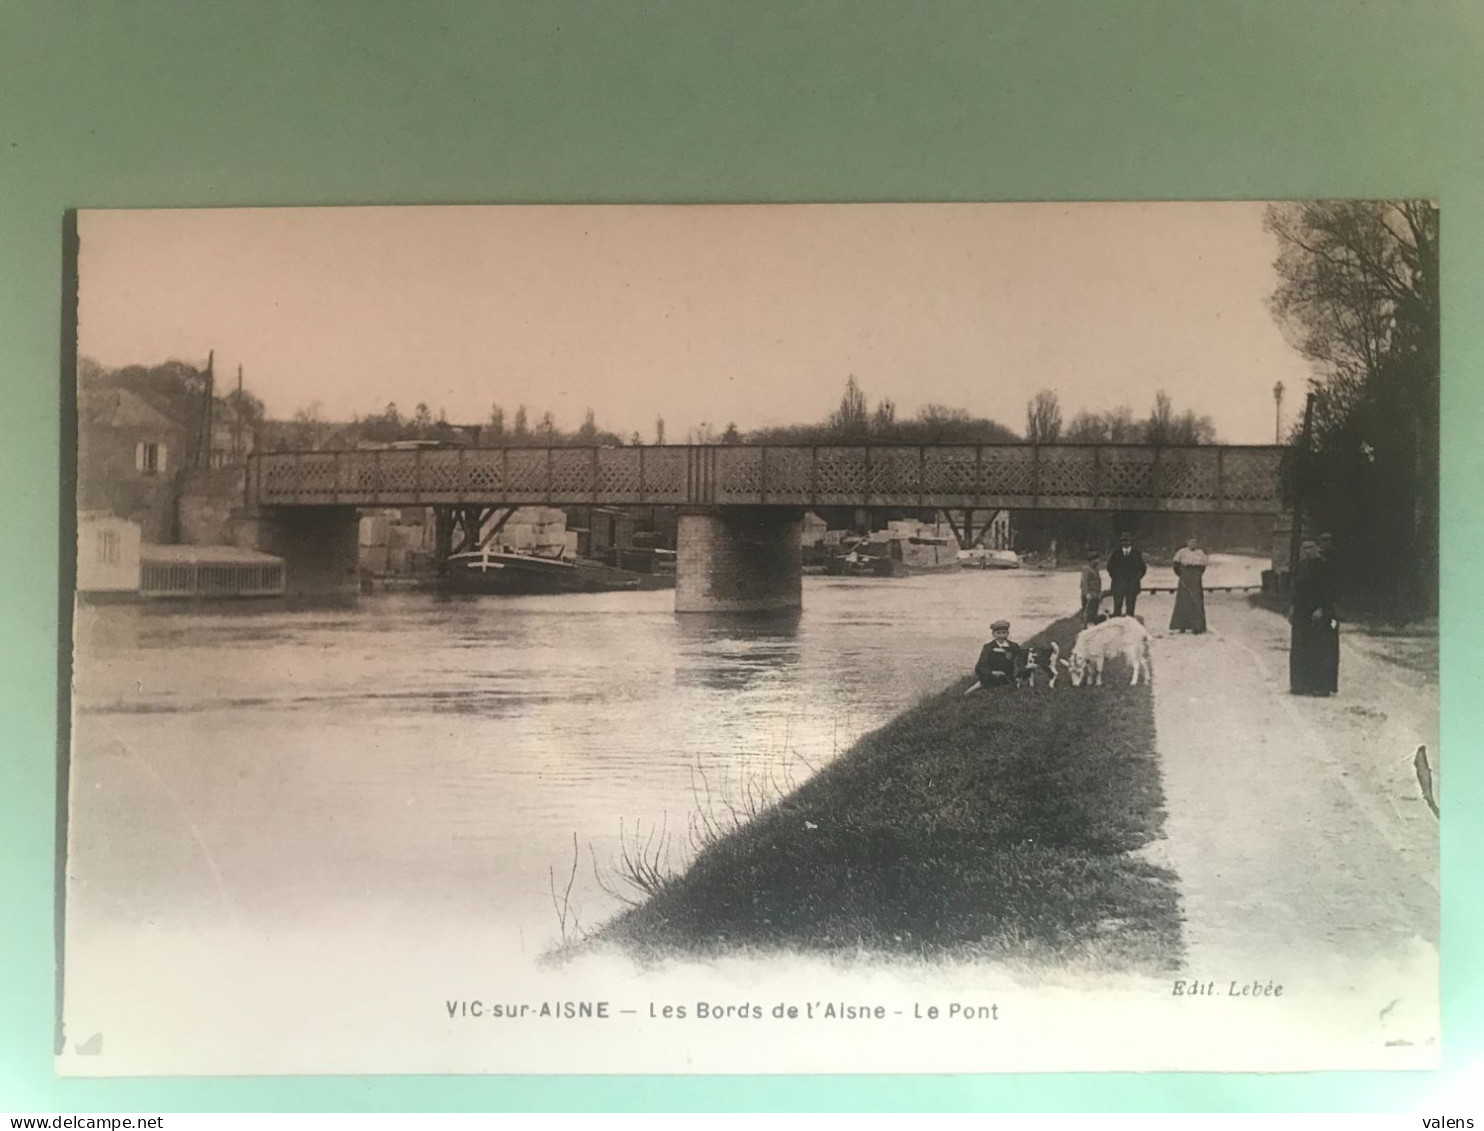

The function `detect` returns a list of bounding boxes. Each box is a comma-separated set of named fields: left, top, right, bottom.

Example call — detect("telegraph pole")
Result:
left=1287, top=391, right=1315, bottom=579
left=197, top=349, right=216, bottom=469
left=1273, top=381, right=1285, bottom=443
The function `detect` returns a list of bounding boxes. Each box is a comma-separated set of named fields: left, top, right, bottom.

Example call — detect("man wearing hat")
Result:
left=968, top=618, right=1025, bottom=691
left=1107, top=531, right=1147, bottom=618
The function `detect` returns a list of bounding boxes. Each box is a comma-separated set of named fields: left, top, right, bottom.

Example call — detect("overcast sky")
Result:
left=76, top=202, right=1314, bottom=444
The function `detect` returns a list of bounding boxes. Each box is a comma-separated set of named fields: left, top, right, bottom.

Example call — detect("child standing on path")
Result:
left=1080, top=553, right=1103, bottom=625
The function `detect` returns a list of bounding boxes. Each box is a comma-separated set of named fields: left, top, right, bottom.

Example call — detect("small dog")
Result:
left=1067, top=617, right=1153, bottom=687
left=964, top=641, right=1063, bottom=694
left=1016, top=642, right=1062, bottom=688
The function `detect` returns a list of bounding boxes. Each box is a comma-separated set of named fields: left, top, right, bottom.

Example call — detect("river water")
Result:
left=67, top=558, right=1262, bottom=961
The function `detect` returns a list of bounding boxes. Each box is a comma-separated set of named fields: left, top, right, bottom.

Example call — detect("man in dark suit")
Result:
left=1107, top=531, right=1147, bottom=618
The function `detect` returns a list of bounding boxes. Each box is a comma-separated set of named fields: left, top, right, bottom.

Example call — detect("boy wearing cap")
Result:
left=971, top=619, right=1025, bottom=690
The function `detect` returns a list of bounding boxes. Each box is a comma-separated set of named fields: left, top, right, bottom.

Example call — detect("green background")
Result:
left=3, top=0, right=1480, bottom=1112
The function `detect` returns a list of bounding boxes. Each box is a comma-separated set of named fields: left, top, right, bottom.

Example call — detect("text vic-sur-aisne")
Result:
left=445, top=1000, right=1000, bottom=1020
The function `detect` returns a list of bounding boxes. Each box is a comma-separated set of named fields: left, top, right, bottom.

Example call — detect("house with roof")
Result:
left=77, top=385, right=192, bottom=542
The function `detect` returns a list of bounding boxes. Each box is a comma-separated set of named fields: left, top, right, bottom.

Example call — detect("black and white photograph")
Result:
left=61, top=201, right=1440, bottom=1075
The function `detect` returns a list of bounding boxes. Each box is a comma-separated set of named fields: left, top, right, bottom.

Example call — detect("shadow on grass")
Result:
left=576, top=614, right=1181, bottom=973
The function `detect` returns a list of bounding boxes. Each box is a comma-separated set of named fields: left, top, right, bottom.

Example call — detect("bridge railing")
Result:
left=248, top=443, right=1286, bottom=513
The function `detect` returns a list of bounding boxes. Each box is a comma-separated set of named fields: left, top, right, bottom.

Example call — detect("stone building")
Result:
left=77, top=386, right=191, bottom=543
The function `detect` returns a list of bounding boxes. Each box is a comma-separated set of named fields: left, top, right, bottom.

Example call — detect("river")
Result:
left=67, top=558, right=1263, bottom=957
left=64, top=555, right=1273, bottom=1074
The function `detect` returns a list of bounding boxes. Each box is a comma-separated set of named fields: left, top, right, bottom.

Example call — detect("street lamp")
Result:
left=1273, top=381, right=1285, bottom=443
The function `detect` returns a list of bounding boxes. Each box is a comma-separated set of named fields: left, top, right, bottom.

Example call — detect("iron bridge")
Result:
left=247, top=443, right=1286, bottom=514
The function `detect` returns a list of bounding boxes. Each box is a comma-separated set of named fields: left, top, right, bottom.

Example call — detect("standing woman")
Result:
left=1289, top=540, right=1340, bottom=695
left=1169, top=535, right=1209, bottom=633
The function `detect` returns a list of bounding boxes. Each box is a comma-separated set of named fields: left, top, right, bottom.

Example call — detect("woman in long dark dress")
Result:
left=1169, top=535, right=1208, bottom=633
left=1289, top=540, right=1339, bottom=695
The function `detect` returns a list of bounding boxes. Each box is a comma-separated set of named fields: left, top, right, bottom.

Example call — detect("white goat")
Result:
left=1067, top=617, right=1154, bottom=688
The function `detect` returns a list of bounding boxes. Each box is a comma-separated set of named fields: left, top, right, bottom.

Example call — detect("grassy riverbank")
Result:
left=590, top=614, right=1181, bottom=970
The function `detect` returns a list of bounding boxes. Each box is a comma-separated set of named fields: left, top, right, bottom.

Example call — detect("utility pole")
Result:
left=235, top=364, right=244, bottom=459
left=1287, top=391, right=1315, bottom=580
left=197, top=349, right=216, bottom=469
left=1273, top=380, right=1285, bottom=443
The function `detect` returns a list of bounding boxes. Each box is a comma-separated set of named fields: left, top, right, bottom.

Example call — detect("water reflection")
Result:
left=673, top=611, right=803, bottom=691
left=67, top=561, right=1262, bottom=950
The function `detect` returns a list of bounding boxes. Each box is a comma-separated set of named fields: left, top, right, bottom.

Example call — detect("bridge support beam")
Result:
left=240, top=506, right=361, bottom=598
left=676, top=506, right=803, bottom=614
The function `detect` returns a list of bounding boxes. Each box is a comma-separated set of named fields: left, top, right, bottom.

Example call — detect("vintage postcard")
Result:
left=60, top=202, right=1440, bottom=1075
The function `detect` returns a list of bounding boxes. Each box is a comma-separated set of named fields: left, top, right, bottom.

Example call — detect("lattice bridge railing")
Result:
left=248, top=444, right=1285, bottom=513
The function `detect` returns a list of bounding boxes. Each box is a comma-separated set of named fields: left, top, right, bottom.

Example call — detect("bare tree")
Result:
left=1065, top=401, right=1203, bottom=445
left=288, top=400, right=325, bottom=450
left=1025, top=389, right=1063, bottom=443
left=1105, top=404, right=1138, bottom=443
left=1065, top=411, right=1110, bottom=443
left=829, top=375, right=870, bottom=437
left=1143, top=390, right=1175, bottom=444
left=1265, top=199, right=1439, bottom=615
left=1266, top=202, right=1437, bottom=386
left=76, top=355, right=109, bottom=385
left=1171, top=409, right=1217, bottom=445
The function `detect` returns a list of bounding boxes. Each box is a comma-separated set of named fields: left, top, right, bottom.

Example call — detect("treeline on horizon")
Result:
left=316, top=376, right=1223, bottom=449
left=79, top=357, right=1224, bottom=452
left=741, top=378, right=1218, bottom=448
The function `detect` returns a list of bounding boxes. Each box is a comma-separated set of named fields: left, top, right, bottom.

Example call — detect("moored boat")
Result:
left=823, top=547, right=908, bottom=578
left=599, top=545, right=677, bottom=589
left=824, top=535, right=962, bottom=577
left=956, top=548, right=1022, bottom=570
left=445, top=545, right=645, bottom=595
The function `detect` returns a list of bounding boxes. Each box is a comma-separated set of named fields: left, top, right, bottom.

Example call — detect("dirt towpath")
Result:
left=1140, top=591, right=1438, bottom=1040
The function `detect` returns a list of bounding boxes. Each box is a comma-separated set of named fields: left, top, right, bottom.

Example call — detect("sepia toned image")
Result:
left=61, top=201, right=1440, bottom=1076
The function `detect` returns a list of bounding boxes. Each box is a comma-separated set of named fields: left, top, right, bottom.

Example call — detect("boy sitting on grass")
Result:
left=965, top=618, right=1024, bottom=694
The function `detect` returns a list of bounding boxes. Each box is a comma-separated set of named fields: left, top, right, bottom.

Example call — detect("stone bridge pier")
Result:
left=236, top=506, right=361, bottom=599
left=179, top=467, right=362, bottom=599
left=675, top=506, right=803, bottom=614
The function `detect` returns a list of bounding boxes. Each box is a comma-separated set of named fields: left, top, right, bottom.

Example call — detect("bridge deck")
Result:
left=248, top=443, right=1286, bottom=514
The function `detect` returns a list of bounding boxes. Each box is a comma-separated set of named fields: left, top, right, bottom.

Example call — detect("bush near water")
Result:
left=595, top=615, right=1181, bottom=970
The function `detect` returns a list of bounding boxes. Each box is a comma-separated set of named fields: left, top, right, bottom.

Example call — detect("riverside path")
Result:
left=1141, top=590, right=1439, bottom=1055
